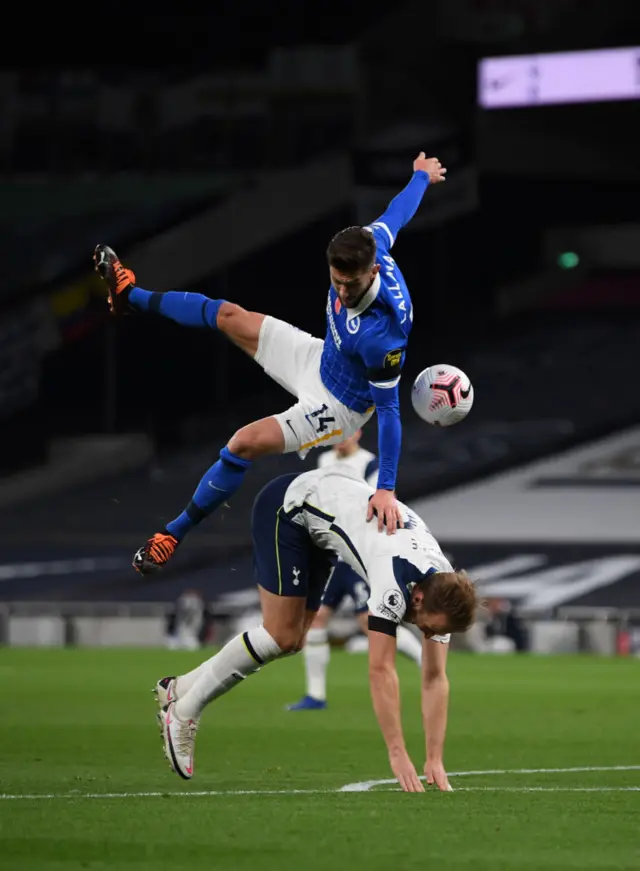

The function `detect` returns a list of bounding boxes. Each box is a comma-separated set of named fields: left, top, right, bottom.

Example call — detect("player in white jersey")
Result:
left=155, top=467, right=477, bottom=792
left=287, top=430, right=423, bottom=711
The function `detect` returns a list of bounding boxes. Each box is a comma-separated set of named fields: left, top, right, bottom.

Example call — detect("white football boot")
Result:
left=153, top=676, right=178, bottom=711
left=161, top=701, right=199, bottom=780
left=153, top=676, right=178, bottom=738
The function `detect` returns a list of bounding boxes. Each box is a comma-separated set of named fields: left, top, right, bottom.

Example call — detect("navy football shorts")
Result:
left=252, top=473, right=333, bottom=612
left=322, top=559, right=369, bottom=614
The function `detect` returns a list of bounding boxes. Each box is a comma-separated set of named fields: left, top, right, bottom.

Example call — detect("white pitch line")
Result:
left=1, top=765, right=639, bottom=801
left=340, top=764, right=640, bottom=792
left=1, top=786, right=639, bottom=801
left=453, top=765, right=640, bottom=777
left=360, top=787, right=640, bottom=794
left=0, top=788, right=324, bottom=801
left=456, top=787, right=640, bottom=793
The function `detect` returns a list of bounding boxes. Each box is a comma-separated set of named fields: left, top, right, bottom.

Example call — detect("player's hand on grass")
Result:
left=414, top=152, right=447, bottom=183
left=390, top=749, right=425, bottom=793
left=367, top=489, right=404, bottom=535
left=425, top=758, right=453, bottom=792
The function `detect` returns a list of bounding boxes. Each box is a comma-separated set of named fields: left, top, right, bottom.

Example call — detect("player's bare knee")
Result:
left=216, top=304, right=265, bottom=357
left=268, top=626, right=303, bottom=655
left=228, top=427, right=256, bottom=460
left=228, top=419, right=284, bottom=460
left=228, top=426, right=267, bottom=461
left=215, top=301, right=245, bottom=330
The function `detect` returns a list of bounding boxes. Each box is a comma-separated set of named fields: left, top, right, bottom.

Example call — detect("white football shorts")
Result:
left=255, top=316, right=374, bottom=458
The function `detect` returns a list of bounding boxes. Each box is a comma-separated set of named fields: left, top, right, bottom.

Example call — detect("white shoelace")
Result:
left=174, top=715, right=199, bottom=757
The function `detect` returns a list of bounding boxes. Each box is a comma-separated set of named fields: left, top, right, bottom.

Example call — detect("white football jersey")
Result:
left=283, top=466, right=452, bottom=643
left=317, top=446, right=379, bottom=489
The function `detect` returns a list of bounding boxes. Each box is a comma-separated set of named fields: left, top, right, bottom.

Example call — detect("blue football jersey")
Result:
left=320, top=225, right=414, bottom=414
left=319, top=169, right=431, bottom=489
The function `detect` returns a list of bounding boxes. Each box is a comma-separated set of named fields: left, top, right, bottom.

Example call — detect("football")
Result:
left=411, top=364, right=474, bottom=427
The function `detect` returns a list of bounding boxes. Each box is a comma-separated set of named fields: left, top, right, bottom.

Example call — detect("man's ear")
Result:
left=411, top=587, right=424, bottom=609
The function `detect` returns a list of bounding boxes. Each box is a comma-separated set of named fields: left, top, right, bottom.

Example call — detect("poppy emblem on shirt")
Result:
left=334, top=298, right=342, bottom=314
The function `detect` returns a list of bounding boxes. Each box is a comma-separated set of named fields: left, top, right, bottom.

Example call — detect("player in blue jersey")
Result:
left=93, top=153, right=446, bottom=574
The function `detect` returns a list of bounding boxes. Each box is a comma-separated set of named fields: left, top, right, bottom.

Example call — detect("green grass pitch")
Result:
left=0, top=648, right=638, bottom=870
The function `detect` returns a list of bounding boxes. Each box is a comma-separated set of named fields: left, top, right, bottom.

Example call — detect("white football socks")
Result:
left=174, top=660, right=210, bottom=698
left=303, top=627, right=330, bottom=701
left=397, top=625, right=423, bottom=665
left=174, top=626, right=283, bottom=721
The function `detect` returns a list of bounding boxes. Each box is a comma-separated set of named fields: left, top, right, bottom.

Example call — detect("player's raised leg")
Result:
left=94, top=244, right=369, bottom=573
left=134, top=416, right=285, bottom=574
left=158, top=599, right=318, bottom=715
left=93, top=244, right=266, bottom=357
left=162, top=592, right=302, bottom=780
left=158, top=474, right=330, bottom=778
left=94, top=245, right=307, bottom=573
left=134, top=316, right=359, bottom=573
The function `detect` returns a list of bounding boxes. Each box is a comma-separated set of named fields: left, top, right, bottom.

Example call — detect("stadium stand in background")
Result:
left=1, top=0, right=640, bottom=655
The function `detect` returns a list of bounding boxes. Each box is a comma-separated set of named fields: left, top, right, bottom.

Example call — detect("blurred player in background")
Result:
left=155, top=465, right=477, bottom=792
left=93, top=153, right=446, bottom=574
left=287, top=431, right=423, bottom=711
left=164, top=589, right=213, bottom=651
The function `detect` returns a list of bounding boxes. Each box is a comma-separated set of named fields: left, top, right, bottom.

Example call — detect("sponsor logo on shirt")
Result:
left=384, top=349, right=403, bottom=369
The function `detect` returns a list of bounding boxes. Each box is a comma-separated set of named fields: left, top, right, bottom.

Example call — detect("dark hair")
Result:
left=420, top=570, right=478, bottom=633
left=326, top=226, right=376, bottom=274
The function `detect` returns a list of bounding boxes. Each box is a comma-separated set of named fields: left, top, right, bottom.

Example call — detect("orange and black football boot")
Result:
left=93, top=244, right=136, bottom=315
left=133, top=531, right=180, bottom=575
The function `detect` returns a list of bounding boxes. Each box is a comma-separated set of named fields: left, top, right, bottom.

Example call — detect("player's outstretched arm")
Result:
left=421, top=637, right=453, bottom=791
left=367, top=152, right=446, bottom=249
left=368, top=617, right=424, bottom=793
left=367, top=390, right=403, bottom=534
left=361, top=338, right=405, bottom=533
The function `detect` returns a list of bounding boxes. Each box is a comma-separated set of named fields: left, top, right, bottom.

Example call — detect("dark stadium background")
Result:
left=1, top=7, right=639, bottom=870
left=1, top=0, right=640, bottom=619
